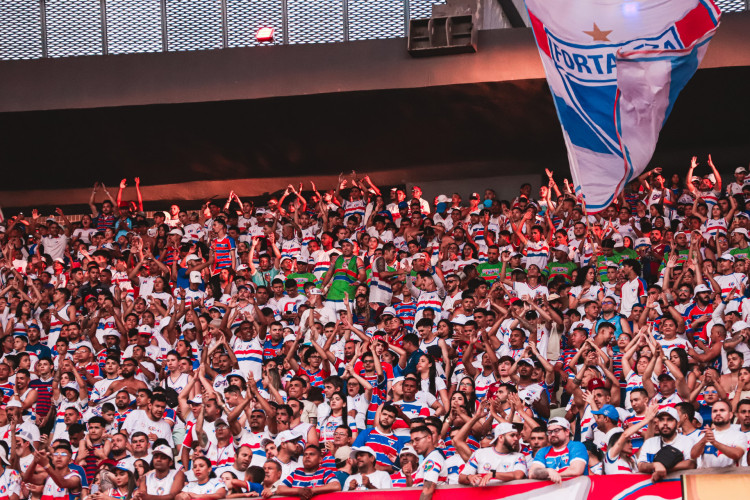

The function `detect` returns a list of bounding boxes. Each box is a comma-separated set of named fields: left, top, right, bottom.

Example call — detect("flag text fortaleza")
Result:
left=524, top=0, right=720, bottom=212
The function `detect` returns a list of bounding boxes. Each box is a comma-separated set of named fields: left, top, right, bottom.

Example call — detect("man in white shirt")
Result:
left=620, top=259, right=646, bottom=317
left=344, top=446, right=393, bottom=491
left=690, top=400, right=747, bottom=468
left=122, top=393, right=174, bottom=446
left=637, top=407, right=695, bottom=481
left=458, top=422, right=527, bottom=486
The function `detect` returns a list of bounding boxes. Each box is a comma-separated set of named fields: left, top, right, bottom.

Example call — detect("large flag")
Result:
left=524, top=0, right=720, bottom=212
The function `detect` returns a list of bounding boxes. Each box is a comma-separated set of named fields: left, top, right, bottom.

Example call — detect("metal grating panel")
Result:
left=409, top=0, right=446, bottom=19
left=348, top=0, right=405, bottom=40
left=227, top=0, right=284, bottom=47
left=287, top=0, right=344, bottom=44
left=106, top=0, right=163, bottom=54
left=715, top=0, right=747, bottom=13
left=407, top=0, right=446, bottom=44
left=46, top=0, right=103, bottom=58
left=165, top=0, right=222, bottom=52
left=0, top=0, right=43, bottom=60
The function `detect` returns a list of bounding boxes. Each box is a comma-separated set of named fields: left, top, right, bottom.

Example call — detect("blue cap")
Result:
left=398, top=201, right=408, bottom=210
left=591, top=404, right=619, bottom=421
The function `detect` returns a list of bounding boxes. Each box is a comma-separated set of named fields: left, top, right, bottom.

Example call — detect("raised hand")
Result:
left=135, top=177, right=140, bottom=186
left=691, top=156, right=699, bottom=169
left=120, top=179, right=127, bottom=189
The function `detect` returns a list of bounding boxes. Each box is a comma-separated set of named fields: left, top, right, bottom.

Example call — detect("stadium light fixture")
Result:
left=256, top=27, right=274, bottom=43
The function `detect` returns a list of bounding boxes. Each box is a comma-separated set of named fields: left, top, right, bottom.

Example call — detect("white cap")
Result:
left=732, top=228, right=749, bottom=239
left=103, top=328, right=121, bottom=339
left=115, top=460, right=135, bottom=474
left=553, top=244, right=569, bottom=253
left=732, top=321, right=749, bottom=333
left=656, top=407, right=679, bottom=421
left=547, top=417, right=571, bottom=431
left=187, top=395, right=203, bottom=404
left=693, top=284, right=711, bottom=295
left=736, top=166, right=748, bottom=174
left=152, top=444, right=173, bottom=459
left=182, top=322, right=196, bottom=331
left=274, top=429, right=303, bottom=448
left=635, top=237, right=651, bottom=249
left=236, top=264, right=249, bottom=271
left=611, top=233, right=624, bottom=247
left=62, top=382, right=80, bottom=395
left=185, top=254, right=200, bottom=262
left=719, top=253, right=736, bottom=262
left=75, top=341, right=94, bottom=352
left=381, top=306, right=397, bottom=317
left=436, top=195, right=450, bottom=204
left=399, top=444, right=418, bottom=457
left=189, top=271, right=203, bottom=284
left=351, top=445, right=378, bottom=459
left=137, top=325, right=153, bottom=335
left=492, top=422, right=516, bottom=442
left=411, top=253, right=427, bottom=261
left=169, top=229, right=183, bottom=236
left=308, top=287, right=322, bottom=296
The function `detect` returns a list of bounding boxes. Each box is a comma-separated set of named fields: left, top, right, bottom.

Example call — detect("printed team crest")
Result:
left=423, top=460, right=435, bottom=472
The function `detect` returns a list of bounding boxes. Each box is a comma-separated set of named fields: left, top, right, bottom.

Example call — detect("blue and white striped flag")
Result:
left=524, top=0, right=720, bottom=212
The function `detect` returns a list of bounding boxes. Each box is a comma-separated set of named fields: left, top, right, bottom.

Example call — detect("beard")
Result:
left=503, top=438, right=519, bottom=452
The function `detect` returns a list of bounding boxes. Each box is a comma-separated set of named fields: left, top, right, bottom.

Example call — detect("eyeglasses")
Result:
left=52, top=452, right=69, bottom=457
left=547, top=428, right=566, bottom=435
left=704, top=390, right=718, bottom=394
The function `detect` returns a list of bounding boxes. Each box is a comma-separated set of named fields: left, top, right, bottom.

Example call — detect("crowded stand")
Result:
left=1, top=161, right=750, bottom=500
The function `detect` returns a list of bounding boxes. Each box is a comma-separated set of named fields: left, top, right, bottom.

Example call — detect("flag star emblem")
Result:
left=583, top=23, right=613, bottom=41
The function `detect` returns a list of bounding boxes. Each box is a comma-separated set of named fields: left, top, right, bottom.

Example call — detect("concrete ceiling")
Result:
left=0, top=64, right=747, bottom=199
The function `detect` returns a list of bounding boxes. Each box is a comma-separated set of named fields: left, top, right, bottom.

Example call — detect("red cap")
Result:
left=587, top=378, right=606, bottom=391
left=84, top=294, right=96, bottom=302
left=486, top=381, right=503, bottom=399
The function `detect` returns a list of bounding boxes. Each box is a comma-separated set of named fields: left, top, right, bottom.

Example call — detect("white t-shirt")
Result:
left=40, top=234, right=69, bottom=261
left=637, top=434, right=693, bottom=465
left=461, top=447, right=527, bottom=478
left=415, top=449, right=446, bottom=485
left=343, top=470, right=393, bottom=491
left=696, top=427, right=748, bottom=468
left=184, top=478, right=225, bottom=495
left=122, top=409, right=174, bottom=446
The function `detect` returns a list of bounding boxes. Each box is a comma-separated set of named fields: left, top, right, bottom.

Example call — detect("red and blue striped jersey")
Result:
left=622, top=413, right=647, bottom=453
left=296, top=367, right=330, bottom=389
left=390, top=470, right=412, bottom=487
left=211, top=236, right=236, bottom=274
left=282, top=468, right=338, bottom=488
left=393, top=300, right=416, bottom=331
left=0, top=382, right=14, bottom=405
left=30, top=377, right=54, bottom=417
left=354, top=428, right=403, bottom=470
left=263, top=339, right=284, bottom=360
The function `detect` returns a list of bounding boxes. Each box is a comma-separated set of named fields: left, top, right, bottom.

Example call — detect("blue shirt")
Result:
left=533, top=441, right=589, bottom=474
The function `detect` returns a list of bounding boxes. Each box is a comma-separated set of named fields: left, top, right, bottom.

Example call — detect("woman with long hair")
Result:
left=453, top=376, right=478, bottom=411
left=416, top=354, right=449, bottom=411
left=568, top=265, right=603, bottom=311
left=94, top=462, right=137, bottom=500
left=456, top=243, right=480, bottom=271
left=317, top=392, right=357, bottom=444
